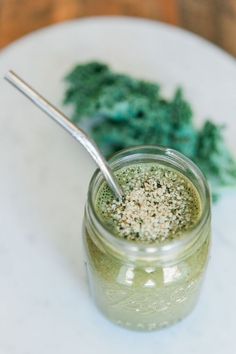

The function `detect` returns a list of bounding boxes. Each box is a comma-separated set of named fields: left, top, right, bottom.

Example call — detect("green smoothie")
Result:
left=84, top=161, right=210, bottom=331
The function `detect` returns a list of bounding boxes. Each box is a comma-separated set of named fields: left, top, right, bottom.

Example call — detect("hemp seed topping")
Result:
left=96, top=164, right=201, bottom=243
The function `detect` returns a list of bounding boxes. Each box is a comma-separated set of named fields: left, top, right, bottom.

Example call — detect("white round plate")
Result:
left=0, top=17, right=236, bottom=354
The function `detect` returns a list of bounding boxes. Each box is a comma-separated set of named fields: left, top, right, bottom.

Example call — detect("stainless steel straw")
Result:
left=4, top=70, right=123, bottom=200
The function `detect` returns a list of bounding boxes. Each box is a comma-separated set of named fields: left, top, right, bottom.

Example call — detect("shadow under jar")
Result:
left=83, top=146, right=211, bottom=331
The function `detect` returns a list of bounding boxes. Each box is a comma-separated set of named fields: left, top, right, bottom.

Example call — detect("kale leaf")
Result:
left=64, top=61, right=236, bottom=199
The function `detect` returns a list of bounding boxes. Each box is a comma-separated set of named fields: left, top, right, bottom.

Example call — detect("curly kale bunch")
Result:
left=64, top=61, right=236, bottom=198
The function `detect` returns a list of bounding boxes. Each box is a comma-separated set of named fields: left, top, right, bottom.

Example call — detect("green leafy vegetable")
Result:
left=64, top=61, right=236, bottom=199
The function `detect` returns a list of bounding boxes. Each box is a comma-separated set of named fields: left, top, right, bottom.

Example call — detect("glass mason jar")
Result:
left=83, top=146, right=211, bottom=331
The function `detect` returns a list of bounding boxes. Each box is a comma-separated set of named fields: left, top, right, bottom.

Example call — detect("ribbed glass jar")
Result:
left=83, top=146, right=211, bottom=331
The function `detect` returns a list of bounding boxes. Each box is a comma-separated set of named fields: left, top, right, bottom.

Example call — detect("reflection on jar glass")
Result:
left=83, top=146, right=211, bottom=331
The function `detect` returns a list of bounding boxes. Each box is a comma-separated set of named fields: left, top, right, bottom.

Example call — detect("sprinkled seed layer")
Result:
left=96, top=163, right=201, bottom=243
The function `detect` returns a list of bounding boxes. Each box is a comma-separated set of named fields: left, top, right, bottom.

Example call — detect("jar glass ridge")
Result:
left=83, top=145, right=211, bottom=331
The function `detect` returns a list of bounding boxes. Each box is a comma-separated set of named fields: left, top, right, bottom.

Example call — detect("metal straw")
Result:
left=4, top=70, right=123, bottom=200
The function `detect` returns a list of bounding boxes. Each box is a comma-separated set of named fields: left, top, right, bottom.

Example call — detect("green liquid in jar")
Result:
left=84, top=162, right=210, bottom=331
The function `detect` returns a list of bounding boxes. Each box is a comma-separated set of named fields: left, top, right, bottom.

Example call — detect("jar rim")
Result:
left=87, top=145, right=211, bottom=262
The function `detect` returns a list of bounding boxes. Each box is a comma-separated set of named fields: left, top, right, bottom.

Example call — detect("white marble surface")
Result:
left=0, top=17, right=236, bottom=354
